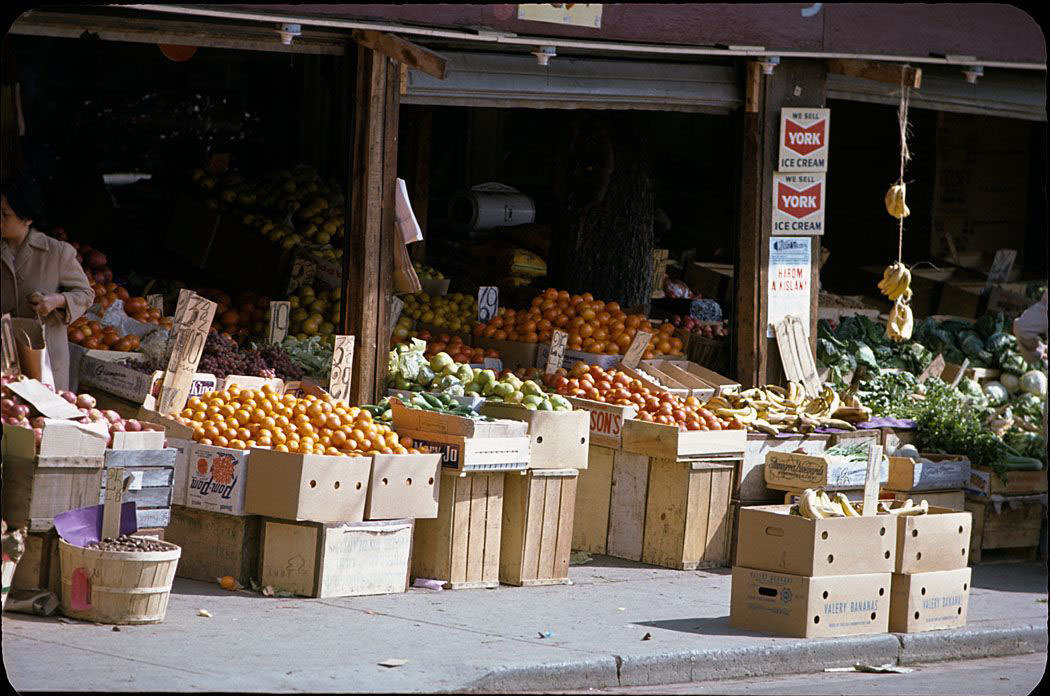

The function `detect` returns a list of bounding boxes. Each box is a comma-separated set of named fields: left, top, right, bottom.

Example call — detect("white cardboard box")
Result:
left=889, top=567, right=972, bottom=633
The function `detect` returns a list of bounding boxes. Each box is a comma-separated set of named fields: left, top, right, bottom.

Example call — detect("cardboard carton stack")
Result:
left=886, top=502, right=973, bottom=633
left=731, top=504, right=897, bottom=638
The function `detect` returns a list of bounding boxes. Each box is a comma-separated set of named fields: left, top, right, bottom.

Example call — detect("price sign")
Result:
left=545, top=330, right=569, bottom=374
left=268, top=301, right=291, bottom=344
left=861, top=444, right=884, bottom=517
left=286, top=256, right=316, bottom=294
left=621, top=331, right=653, bottom=369
left=1, top=313, right=18, bottom=376
left=917, top=354, right=946, bottom=384
left=146, top=294, right=165, bottom=312
left=328, top=335, right=356, bottom=405
left=477, top=286, right=499, bottom=323
left=101, top=467, right=126, bottom=540
left=157, top=292, right=217, bottom=415
left=985, top=249, right=1017, bottom=288
left=389, top=295, right=405, bottom=339
left=948, top=357, right=970, bottom=389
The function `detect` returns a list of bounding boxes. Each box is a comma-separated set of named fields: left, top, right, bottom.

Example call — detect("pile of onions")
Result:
left=68, top=317, right=141, bottom=352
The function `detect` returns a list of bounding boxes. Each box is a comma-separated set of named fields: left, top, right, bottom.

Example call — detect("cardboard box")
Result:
left=764, top=451, right=888, bottom=492
left=479, top=403, right=589, bottom=469
left=79, top=352, right=216, bottom=404
left=738, top=434, right=830, bottom=502
left=730, top=567, right=891, bottom=638
left=398, top=429, right=530, bottom=473
left=965, top=466, right=1047, bottom=497
left=260, top=518, right=413, bottom=598
left=735, top=505, right=896, bottom=576
left=366, top=453, right=442, bottom=520
left=889, top=567, right=971, bottom=633
left=889, top=505, right=972, bottom=574
left=187, top=444, right=250, bottom=516
left=535, top=342, right=622, bottom=371
left=565, top=397, right=637, bottom=449
left=881, top=427, right=918, bottom=456
left=243, top=448, right=372, bottom=523
left=474, top=337, right=539, bottom=372
left=884, top=489, right=966, bottom=512
left=937, top=282, right=986, bottom=319
left=391, top=400, right=527, bottom=439
left=887, top=455, right=971, bottom=492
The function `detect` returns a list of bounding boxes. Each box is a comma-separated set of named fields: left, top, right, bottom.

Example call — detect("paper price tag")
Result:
left=861, top=445, right=884, bottom=517
left=286, top=256, right=316, bottom=294
left=0, top=313, right=19, bottom=376
left=102, top=467, right=125, bottom=540
left=146, top=294, right=165, bottom=312
left=157, top=292, right=217, bottom=415
left=477, top=286, right=499, bottom=323
left=917, top=354, right=946, bottom=384
left=328, top=335, right=356, bottom=405
left=268, top=301, right=291, bottom=344
left=389, top=296, right=405, bottom=338
left=621, top=331, right=653, bottom=369
left=545, top=330, right=569, bottom=374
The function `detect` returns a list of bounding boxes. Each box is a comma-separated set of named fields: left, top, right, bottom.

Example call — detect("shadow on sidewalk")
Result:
left=634, top=615, right=759, bottom=637
left=168, top=578, right=271, bottom=599
left=971, top=561, right=1048, bottom=594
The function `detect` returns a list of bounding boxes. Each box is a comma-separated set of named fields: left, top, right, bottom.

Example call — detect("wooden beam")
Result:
left=827, top=59, right=921, bottom=89
left=735, top=61, right=766, bottom=387
left=351, top=29, right=447, bottom=80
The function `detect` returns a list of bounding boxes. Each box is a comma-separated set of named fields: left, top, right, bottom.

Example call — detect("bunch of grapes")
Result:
left=198, top=331, right=249, bottom=379
left=256, top=345, right=304, bottom=381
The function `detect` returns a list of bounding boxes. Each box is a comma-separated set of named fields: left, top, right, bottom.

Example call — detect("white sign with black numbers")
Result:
left=477, top=286, right=499, bottom=323
left=328, top=335, right=355, bottom=405
left=268, top=301, right=291, bottom=344
left=545, top=330, right=569, bottom=374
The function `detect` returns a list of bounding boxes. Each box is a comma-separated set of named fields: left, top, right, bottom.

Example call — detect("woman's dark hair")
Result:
left=2, top=177, right=45, bottom=225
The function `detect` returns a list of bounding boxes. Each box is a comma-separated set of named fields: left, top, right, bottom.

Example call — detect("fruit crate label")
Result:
left=772, top=172, right=825, bottom=235
left=545, top=330, right=569, bottom=374
left=1, top=313, right=18, bottom=376
left=477, top=286, right=499, bottom=323
left=158, top=292, right=217, bottom=415
left=917, top=354, right=946, bottom=384
left=328, top=335, right=355, bottom=405
left=286, top=256, right=316, bottom=294
left=778, top=108, right=830, bottom=172
left=146, top=294, right=165, bottom=312
left=621, top=331, right=652, bottom=369
left=268, top=301, right=291, bottom=344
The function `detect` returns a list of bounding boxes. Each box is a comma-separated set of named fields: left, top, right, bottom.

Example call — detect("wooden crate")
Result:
left=620, top=418, right=746, bottom=459
left=572, top=445, right=615, bottom=555
left=411, top=471, right=504, bottom=589
left=164, top=505, right=261, bottom=586
left=1, top=456, right=104, bottom=532
left=259, top=518, right=413, bottom=598
left=965, top=496, right=1043, bottom=564
left=738, top=433, right=830, bottom=502
left=11, top=530, right=59, bottom=592
left=100, top=448, right=176, bottom=530
left=606, top=450, right=652, bottom=561
left=500, top=469, right=577, bottom=586
left=642, top=458, right=735, bottom=570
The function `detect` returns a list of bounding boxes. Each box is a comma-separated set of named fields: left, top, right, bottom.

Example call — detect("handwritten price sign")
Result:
left=268, top=301, right=291, bottom=344
left=157, top=292, right=217, bottom=415
left=545, top=329, right=569, bottom=374
left=328, top=335, right=356, bottom=405
left=621, top=331, right=652, bottom=369
left=146, top=294, right=165, bottom=313
left=286, top=256, right=316, bottom=294
left=477, top=286, right=499, bottom=323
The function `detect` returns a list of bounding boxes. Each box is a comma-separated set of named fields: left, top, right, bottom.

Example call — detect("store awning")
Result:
left=401, top=51, right=741, bottom=113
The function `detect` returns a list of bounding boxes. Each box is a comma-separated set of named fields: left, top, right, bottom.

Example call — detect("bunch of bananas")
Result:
left=792, top=489, right=862, bottom=519
left=887, top=299, right=914, bottom=342
left=879, top=262, right=915, bottom=342
left=704, top=383, right=858, bottom=435
left=877, top=499, right=929, bottom=516
left=884, top=182, right=910, bottom=219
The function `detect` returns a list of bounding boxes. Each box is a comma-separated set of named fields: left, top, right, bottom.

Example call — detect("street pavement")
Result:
left=3, top=557, right=1047, bottom=693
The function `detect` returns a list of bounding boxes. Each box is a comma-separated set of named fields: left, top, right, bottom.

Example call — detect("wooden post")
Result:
left=345, top=44, right=400, bottom=404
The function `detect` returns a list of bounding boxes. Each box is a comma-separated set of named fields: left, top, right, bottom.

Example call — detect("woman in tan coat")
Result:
left=1, top=178, right=94, bottom=390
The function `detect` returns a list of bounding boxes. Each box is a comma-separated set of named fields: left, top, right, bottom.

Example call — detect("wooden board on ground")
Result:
left=411, top=471, right=504, bottom=589
left=164, top=505, right=261, bottom=587
left=572, top=445, right=615, bottom=555
left=965, top=496, right=1043, bottom=564
left=642, top=458, right=735, bottom=570
left=500, top=469, right=577, bottom=586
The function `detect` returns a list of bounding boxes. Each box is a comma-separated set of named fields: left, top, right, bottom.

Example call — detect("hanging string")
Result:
left=895, top=66, right=912, bottom=263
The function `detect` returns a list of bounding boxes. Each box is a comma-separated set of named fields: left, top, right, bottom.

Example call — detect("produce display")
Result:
left=84, top=535, right=172, bottom=553
left=197, top=288, right=273, bottom=344
left=288, top=285, right=341, bottom=341
left=401, top=292, right=477, bottom=334
left=386, top=340, right=477, bottom=396
left=416, top=332, right=498, bottom=365
left=1, top=376, right=164, bottom=450
left=668, top=314, right=729, bottom=339
left=475, top=288, right=685, bottom=357
left=279, top=335, right=334, bottom=383
left=703, top=383, right=862, bottom=435
left=67, top=317, right=142, bottom=353
left=817, top=315, right=933, bottom=385
left=389, top=392, right=493, bottom=419
left=412, top=260, right=445, bottom=280
left=544, top=362, right=734, bottom=430
left=913, top=312, right=1029, bottom=373
left=177, top=383, right=415, bottom=455
left=791, top=488, right=929, bottom=520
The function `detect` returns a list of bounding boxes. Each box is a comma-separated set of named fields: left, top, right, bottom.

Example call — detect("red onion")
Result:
left=30, top=416, right=46, bottom=429
left=58, top=390, right=77, bottom=404
left=88, top=408, right=104, bottom=421
left=33, top=428, right=43, bottom=445
left=1, top=397, right=15, bottom=415
left=125, top=419, right=142, bottom=432
left=15, top=404, right=30, bottom=418
left=76, top=393, right=97, bottom=409
left=103, top=409, right=121, bottom=423
left=110, top=421, right=126, bottom=433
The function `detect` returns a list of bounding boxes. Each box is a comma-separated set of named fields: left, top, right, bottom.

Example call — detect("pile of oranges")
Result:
left=543, top=362, right=738, bottom=432
left=177, top=384, right=419, bottom=456
left=68, top=318, right=142, bottom=352
left=418, top=332, right=499, bottom=365
left=473, top=288, right=685, bottom=359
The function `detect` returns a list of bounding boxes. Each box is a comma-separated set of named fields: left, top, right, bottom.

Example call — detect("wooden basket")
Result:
left=58, top=538, right=181, bottom=625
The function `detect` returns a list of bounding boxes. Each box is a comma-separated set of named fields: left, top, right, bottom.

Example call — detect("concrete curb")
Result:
left=465, top=624, right=1048, bottom=692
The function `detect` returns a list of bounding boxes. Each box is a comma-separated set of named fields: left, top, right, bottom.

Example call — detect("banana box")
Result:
left=886, top=504, right=972, bottom=574
left=730, top=566, right=891, bottom=638
left=889, top=567, right=971, bottom=633
left=735, top=505, right=896, bottom=576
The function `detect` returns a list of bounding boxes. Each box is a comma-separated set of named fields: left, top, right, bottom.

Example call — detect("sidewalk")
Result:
left=3, top=558, right=1047, bottom=693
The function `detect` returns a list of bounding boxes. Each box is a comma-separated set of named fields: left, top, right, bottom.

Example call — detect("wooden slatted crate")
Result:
left=500, top=468, right=577, bottom=586
left=164, top=505, right=261, bottom=586
left=411, top=471, right=504, bottom=589
left=572, top=445, right=616, bottom=555
left=965, top=496, right=1043, bottom=564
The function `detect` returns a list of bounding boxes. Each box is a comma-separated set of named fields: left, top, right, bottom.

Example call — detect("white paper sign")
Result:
left=767, top=237, right=812, bottom=338
left=477, top=286, right=499, bottom=323
left=778, top=108, right=830, bottom=171
left=395, top=178, right=424, bottom=244
left=772, top=172, right=825, bottom=236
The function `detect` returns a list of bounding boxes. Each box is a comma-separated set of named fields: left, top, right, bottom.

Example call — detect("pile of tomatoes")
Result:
left=543, top=362, right=739, bottom=432
left=473, top=288, right=685, bottom=359
left=417, top=331, right=499, bottom=365
left=178, top=383, right=420, bottom=456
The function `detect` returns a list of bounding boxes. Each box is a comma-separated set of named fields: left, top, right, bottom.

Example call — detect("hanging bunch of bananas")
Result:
left=704, top=383, right=860, bottom=435
left=791, top=489, right=862, bottom=519
left=878, top=262, right=915, bottom=342
left=885, top=182, right=910, bottom=219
